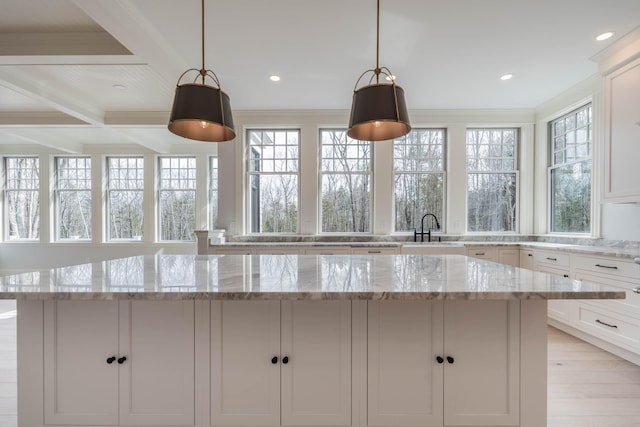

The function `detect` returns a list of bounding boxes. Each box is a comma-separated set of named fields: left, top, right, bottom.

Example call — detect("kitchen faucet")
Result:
left=414, top=213, right=441, bottom=242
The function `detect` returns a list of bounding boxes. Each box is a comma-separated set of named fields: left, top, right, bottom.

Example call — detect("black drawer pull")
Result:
left=563, top=274, right=569, bottom=278
left=106, top=356, right=116, bottom=364
left=634, top=287, right=640, bottom=294
left=368, top=250, right=382, bottom=254
left=475, top=252, right=485, bottom=256
left=271, top=356, right=278, bottom=364
left=546, top=257, right=557, bottom=261
left=117, top=356, right=127, bottom=364
left=528, top=253, right=533, bottom=257
left=595, top=319, right=618, bottom=329
left=446, top=356, right=454, bottom=364
left=436, top=356, right=444, bottom=364
left=282, top=356, right=289, bottom=364
left=595, top=264, right=618, bottom=269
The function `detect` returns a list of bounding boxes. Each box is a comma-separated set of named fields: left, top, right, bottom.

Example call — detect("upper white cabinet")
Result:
left=367, top=300, right=520, bottom=427
left=211, top=300, right=352, bottom=426
left=43, top=300, right=195, bottom=426
left=597, top=28, right=640, bottom=203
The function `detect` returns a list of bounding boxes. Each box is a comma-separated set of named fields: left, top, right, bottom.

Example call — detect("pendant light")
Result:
left=168, top=0, right=235, bottom=142
left=348, top=0, right=410, bottom=141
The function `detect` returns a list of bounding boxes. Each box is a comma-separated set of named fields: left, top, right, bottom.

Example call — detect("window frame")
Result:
left=209, top=156, right=219, bottom=230
left=54, top=156, right=92, bottom=242
left=157, top=156, right=197, bottom=242
left=392, top=128, right=447, bottom=234
left=3, top=156, right=40, bottom=241
left=245, top=128, right=301, bottom=234
left=465, top=128, right=520, bottom=234
left=548, top=103, right=592, bottom=235
left=319, top=128, right=373, bottom=234
left=106, top=156, right=145, bottom=242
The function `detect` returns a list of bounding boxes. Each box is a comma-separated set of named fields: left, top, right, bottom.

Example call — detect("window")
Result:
left=320, top=129, right=371, bottom=233
left=394, top=129, right=445, bottom=232
left=466, top=129, right=518, bottom=232
left=549, top=104, right=592, bottom=233
left=4, top=157, right=40, bottom=240
left=107, top=157, right=144, bottom=240
left=55, top=157, right=92, bottom=240
left=209, top=157, right=219, bottom=229
left=159, top=157, right=196, bottom=241
left=247, top=129, right=299, bottom=233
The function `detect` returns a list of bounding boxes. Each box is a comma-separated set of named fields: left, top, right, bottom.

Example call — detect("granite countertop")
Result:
left=0, top=254, right=624, bottom=301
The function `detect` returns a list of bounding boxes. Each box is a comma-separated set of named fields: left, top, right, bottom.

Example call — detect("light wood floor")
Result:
left=0, top=301, right=638, bottom=427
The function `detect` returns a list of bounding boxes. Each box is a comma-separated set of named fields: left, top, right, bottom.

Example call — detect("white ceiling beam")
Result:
left=0, top=32, right=131, bottom=56
left=111, top=128, right=172, bottom=154
left=0, top=112, right=86, bottom=125
left=3, top=128, right=83, bottom=153
left=0, top=67, right=104, bottom=125
left=0, top=55, right=143, bottom=66
left=73, top=0, right=188, bottom=87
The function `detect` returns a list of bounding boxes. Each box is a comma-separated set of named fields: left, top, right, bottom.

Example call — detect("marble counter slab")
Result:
left=0, top=254, right=624, bottom=301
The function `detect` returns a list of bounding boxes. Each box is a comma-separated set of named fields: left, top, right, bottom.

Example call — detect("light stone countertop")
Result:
left=0, top=254, right=625, bottom=301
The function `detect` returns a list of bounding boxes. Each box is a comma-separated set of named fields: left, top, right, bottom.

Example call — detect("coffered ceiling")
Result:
left=0, top=0, right=639, bottom=151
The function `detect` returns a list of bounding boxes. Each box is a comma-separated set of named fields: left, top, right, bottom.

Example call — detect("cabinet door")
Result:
left=367, top=301, right=443, bottom=426
left=537, top=264, right=571, bottom=322
left=497, top=248, right=519, bottom=267
left=519, top=250, right=534, bottom=270
left=211, top=301, right=281, bottom=426
left=443, top=300, right=520, bottom=426
left=119, top=300, right=195, bottom=426
left=281, top=300, right=351, bottom=426
left=44, top=300, right=119, bottom=425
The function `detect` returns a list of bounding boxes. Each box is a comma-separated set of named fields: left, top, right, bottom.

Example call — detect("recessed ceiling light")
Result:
left=596, top=32, right=614, bottom=41
left=112, top=84, right=127, bottom=90
left=269, top=75, right=281, bottom=82
left=500, top=74, right=513, bottom=81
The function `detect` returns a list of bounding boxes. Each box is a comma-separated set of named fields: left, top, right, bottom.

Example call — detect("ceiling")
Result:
left=0, top=0, right=639, bottom=151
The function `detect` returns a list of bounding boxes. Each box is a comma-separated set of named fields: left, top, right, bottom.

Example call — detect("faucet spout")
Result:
left=414, top=213, right=441, bottom=242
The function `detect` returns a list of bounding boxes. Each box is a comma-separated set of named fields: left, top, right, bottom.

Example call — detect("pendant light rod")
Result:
left=200, top=0, right=206, bottom=84
left=375, top=0, right=380, bottom=83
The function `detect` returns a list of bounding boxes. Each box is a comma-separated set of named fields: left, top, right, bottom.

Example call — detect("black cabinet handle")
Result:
left=271, top=356, right=278, bottom=364
left=368, top=250, right=382, bottom=254
left=436, top=356, right=444, bottom=364
left=595, top=264, right=618, bottom=270
left=117, top=356, right=127, bottom=364
left=282, top=356, right=289, bottom=364
left=106, top=356, right=116, bottom=364
left=446, top=356, right=454, bottom=364
left=546, top=257, right=557, bottom=261
left=595, top=319, right=618, bottom=329
left=528, top=253, right=533, bottom=257
left=475, top=252, right=485, bottom=256
left=563, top=274, right=569, bottom=278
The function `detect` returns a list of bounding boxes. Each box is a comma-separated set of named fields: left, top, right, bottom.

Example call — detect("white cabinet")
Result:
left=533, top=250, right=571, bottom=323
left=519, top=249, right=534, bottom=270
left=211, top=300, right=352, bottom=426
left=603, top=56, right=640, bottom=202
left=43, top=300, right=195, bottom=426
left=466, top=246, right=520, bottom=267
left=367, top=300, right=520, bottom=427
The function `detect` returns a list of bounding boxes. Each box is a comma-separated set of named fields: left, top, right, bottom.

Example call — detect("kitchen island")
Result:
left=0, top=254, right=624, bottom=427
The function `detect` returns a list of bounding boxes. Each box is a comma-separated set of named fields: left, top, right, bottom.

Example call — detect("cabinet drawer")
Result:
left=351, top=247, right=398, bottom=255
left=535, top=250, right=570, bottom=269
left=574, top=271, right=640, bottom=313
left=466, top=247, right=495, bottom=260
left=573, top=302, right=640, bottom=351
left=304, top=247, right=351, bottom=255
left=573, top=254, right=640, bottom=279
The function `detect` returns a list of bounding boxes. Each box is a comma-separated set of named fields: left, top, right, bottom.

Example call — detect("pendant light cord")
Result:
left=201, top=0, right=206, bottom=84
left=375, top=0, right=380, bottom=83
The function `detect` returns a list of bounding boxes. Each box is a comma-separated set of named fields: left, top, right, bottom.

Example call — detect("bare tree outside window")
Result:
left=247, top=129, right=299, bottom=233
left=55, top=157, right=92, bottom=240
left=394, top=129, right=445, bottom=232
left=320, top=130, right=371, bottom=233
left=466, top=129, right=518, bottom=232
left=5, top=157, right=40, bottom=240
left=107, top=157, right=144, bottom=240
left=550, top=105, right=591, bottom=233
left=159, top=157, right=196, bottom=241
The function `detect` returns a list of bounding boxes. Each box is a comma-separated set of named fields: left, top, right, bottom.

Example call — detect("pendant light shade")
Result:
left=348, top=82, right=410, bottom=141
left=348, top=0, right=410, bottom=141
left=167, top=0, right=235, bottom=142
left=169, top=82, right=235, bottom=142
